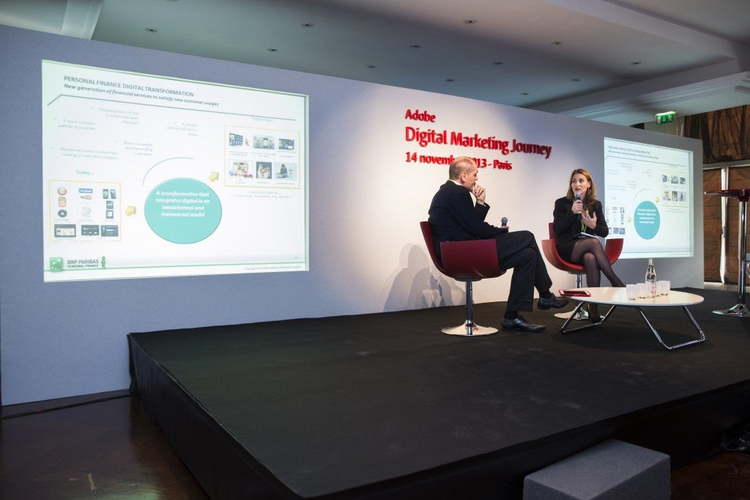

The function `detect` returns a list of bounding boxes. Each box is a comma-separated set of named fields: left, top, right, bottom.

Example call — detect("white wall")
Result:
left=0, top=25, right=703, bottom=405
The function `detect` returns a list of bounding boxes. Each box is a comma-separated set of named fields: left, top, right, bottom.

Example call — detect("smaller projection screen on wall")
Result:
left=42, top=60, right=308, bottom=282
left=603, top=137, right=693, bottom=259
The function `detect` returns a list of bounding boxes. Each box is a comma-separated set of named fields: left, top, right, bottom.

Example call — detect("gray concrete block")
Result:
left=523, top=439, right=670, bottom=500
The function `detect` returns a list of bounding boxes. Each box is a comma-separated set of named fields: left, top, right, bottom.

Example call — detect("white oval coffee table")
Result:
left=560, top=287, right=706, bottom=350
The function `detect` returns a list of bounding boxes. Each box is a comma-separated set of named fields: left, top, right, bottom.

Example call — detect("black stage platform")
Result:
left=128, top=288, right=750, bottom=499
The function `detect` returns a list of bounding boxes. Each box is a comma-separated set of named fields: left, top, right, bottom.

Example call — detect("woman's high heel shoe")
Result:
left=588, top=304, right=601, bottom=323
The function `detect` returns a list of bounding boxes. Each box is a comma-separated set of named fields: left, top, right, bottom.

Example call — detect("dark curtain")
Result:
left=685, top=105, right=749, bottom=164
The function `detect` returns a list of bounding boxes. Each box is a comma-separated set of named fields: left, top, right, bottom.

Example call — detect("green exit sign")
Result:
left=656, top=111, right=675, bottom=124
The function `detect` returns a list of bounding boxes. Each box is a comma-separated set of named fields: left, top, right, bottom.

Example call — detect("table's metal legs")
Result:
left=554, top=308, right=589, bottom=321
left=560, top=303, right=705, bottom=350
left=559, top=302, right=611, bottom=333
left=715, top=199, right=750, bottom=317
left=634, top=306, right=706, bottom=350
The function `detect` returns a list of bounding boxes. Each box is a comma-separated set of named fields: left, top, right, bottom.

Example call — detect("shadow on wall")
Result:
left=382, top=244, right=461, bottom=312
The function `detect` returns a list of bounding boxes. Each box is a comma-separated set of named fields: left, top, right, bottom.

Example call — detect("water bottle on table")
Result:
left=645, top=258, right=657, bottom=297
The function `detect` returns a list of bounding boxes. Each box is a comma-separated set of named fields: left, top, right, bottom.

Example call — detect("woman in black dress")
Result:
left=553, top=169, right=624, bottom=318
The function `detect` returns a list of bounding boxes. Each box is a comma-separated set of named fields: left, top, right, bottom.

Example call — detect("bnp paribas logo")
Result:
left=49, top=257, right=63, bottom=272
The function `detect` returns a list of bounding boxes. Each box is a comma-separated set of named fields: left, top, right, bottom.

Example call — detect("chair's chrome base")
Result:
left=554, top=308, right=589, bottom=321
left=442, top=281, right=498, bottom=336
left=442, top=323, right=497, bottom=336
left=713, top=303, right=750, bottom=317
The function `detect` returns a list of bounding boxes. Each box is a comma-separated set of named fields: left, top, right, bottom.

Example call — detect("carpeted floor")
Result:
left=130, top=288, right=750, bottom=497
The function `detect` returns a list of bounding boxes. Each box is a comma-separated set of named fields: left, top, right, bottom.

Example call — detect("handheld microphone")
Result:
left=501, top=217, right=508, bottom=226
left=574, top=192, right=581, bottom=219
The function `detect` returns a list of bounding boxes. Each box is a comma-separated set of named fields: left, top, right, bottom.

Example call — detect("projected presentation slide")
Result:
left=42, top=61, right=308, bottom=282
left=604, top=137, right=693, bottom=259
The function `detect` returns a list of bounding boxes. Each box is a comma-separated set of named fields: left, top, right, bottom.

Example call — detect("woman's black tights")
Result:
left=570, top=238, right=625, bottom=287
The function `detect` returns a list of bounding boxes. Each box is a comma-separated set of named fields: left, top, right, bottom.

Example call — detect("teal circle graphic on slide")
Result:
left=633, top=200, right=660, bottom=240
left=144, top=178, right=222, bottom=244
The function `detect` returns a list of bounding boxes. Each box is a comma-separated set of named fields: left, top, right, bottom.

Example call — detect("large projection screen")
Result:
left=42, top=60, right=308, bottom=282
left=604, top=137, right=693, bottom=259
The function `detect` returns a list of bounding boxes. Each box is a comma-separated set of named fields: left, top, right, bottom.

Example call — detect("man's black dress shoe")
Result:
left=501, top=316, right=546, bottom=333
left=537, top=295, right=569, bottom=310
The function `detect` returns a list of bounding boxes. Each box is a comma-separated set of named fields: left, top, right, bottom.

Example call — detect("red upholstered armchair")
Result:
left=541, top=222, right=623, bottom=319
left=420, top=221, right=506, bottom=336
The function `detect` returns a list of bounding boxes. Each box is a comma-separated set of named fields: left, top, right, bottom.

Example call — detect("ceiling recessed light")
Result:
left=551, top=41, right=562, bottom=45
left=145, top=28, right=158, bottom=33
left=301, top=23, right=314, bottom=28
left=410, top=44, right=422, bottom=49
left=521, top=92, right=529, bottom=96
left=631, top=61, right=642, bottom=65
left=446, top=78, right=455, bottom=82
left=267, top=48, right=279, bottom=52
left=366, top=65, right=377, bottom=69
left=493, top=61, right=504, bottom=66
left=463, top=20, right=477, bottom=25
left=571, top=78, right=580, bottom=82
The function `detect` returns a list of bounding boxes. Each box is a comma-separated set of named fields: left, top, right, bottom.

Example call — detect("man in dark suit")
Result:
left=428, top=156, right=568, bottom=332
